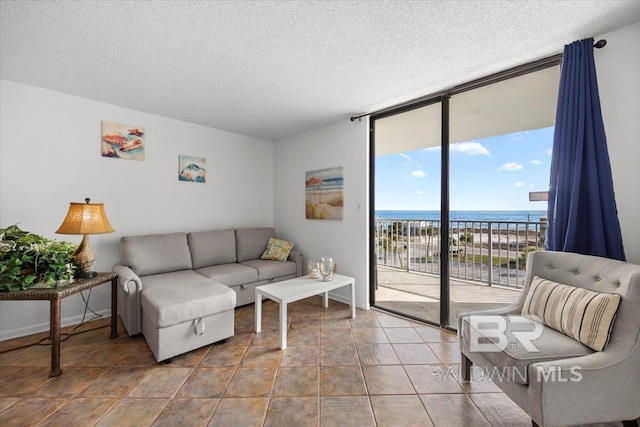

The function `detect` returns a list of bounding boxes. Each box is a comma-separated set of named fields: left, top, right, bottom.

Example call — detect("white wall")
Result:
left=274, top=119, right=370, bottom=309
left=596, top=22, right=640, bottom=264
left=0, top=80, right=274, bottom=340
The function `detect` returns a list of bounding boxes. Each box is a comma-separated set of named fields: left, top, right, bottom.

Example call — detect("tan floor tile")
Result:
left=64, top=344, right=137, bottom=367
left=117, top=347, right=159, bottom=367
left=95, top=397, right=169, bottom=427
left=384, top=327, right=423, bottom=343
left=208, top=397, right=268, bottom=427
left=240, top=346, right=282, bottom=369
left=273, top=366, right=318, bottom=397
left=176, top=367, right=235, bottom=398
left=0, top=398, right=69, bottom=427
left=0, top=344, right=51, bottom=367
left=287, top=328, right=320, bottom=346
left=448, top=364, right=503, bottom=393
left=468, top=393, right=531, bottom=427
left=376, top=314, right=413, bottom=328
left=414, top=326, right=458, bottom=343
left=320, top=318, right=351, bottom=329
left=320, top=344, right=359, bottom=366
left=428, top=342, right=462, bottom=364
left=290, top=317, right=320, bottom=330
left=357, top=344, right=401, bottom=365
left=320, top=328, right=353, bottom=345
left=38, top=397, right=118, bottom=426
left=221, top=332, right=255, bottom=346
left=320, top=396, right=375, bottom=427
left=420, top=394, right=491, bottom=426
left=320, top=366, right=367, bottom=396
left=0, top=398, right=21, bottom=413
left=200, top=345, right=246, bottom=367
left=32, top=367, right=108, bottom=398
left=81, top=367, right=151, bottom=397
left=370, top=395, right=434, bottom=427
left=349, top=316, right=381, bottom=328
left=151, top=397, right=219, bottom=427
left=224, top=367, right=276, bottom=398
left=404, top=364, right=463, bottom=394
left=280, top=346, right=319, bottom=366
left=264, top=397, right=318, bottom=427
left=127, top=367, right=193, bottom=398
left=0, top=366, right=52, bottom=397
left=251, top=330, right=280, bottom=347
left=393, top=343, right=440, bottom=365
left=158, top=346, right=211, bottom=368
left=352, top=328, right=390, bottom=344
left=362, top=366, right=415, bottom=395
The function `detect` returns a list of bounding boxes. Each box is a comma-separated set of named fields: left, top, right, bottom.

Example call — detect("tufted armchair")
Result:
left=458, top=251, right=640, bottom=427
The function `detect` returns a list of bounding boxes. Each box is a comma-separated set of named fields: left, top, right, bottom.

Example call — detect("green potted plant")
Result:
left=0, top=225, right=78, bottom=291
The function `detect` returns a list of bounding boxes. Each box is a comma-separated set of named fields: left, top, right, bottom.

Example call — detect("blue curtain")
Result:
left=546, top=38, right=625, bottom=260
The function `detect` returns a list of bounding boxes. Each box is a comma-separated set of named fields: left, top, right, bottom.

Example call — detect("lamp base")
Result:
left=75, top=271, right=97, bottom=279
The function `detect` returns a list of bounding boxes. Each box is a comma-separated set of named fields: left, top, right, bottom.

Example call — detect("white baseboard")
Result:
left=0, top=309, right=112, bottom=342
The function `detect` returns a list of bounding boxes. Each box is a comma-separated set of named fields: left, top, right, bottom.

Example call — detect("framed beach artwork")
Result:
left=305, top=166, right=344, bottom=220
left=179, top=155, right=207, bottom=183
left=101, top=121, right=145, bottom=161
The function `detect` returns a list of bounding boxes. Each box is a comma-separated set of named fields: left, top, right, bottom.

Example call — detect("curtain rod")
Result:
left=350, top=39, right=607, bottom=122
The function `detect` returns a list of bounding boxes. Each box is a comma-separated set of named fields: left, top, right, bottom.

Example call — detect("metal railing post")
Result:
left=487, top=222, right=493, bottom=286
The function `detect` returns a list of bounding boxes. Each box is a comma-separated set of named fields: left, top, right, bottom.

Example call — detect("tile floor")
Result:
left=0, top=297, right=629, bottom=426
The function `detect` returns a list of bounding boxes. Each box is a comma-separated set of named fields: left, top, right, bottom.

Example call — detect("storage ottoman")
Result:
left=141, top=281, right=236, bottom=362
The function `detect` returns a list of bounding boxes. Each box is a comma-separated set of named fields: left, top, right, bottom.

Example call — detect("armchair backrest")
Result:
left=521, top=251, right=640, bottom=354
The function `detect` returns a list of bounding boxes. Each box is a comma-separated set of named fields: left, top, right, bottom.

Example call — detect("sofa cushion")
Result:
left=261, top=237, right=294, bottom=261
left=121, top=233, right=192, bottom=276
left=522, top=276, right=621, bottom=351
left=236, top=227, right=275, bottom=262
left=460, top=314, right=593, bottom=384
left=142, top=281, right=236, bottom=328
left=195, top=263, right=258, bottom=286
left=240, top=259, right=297, bottom=281
left=140, top=269, right=209, bottom=289
left=188, top=229, right=236, bottom=268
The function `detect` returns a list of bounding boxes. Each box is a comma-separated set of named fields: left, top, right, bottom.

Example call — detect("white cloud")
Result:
left=529, top=184, right=535, bottom=188
left=508, top=131, right=529, bottom=142
left=450, top=141, right=490, bottom=156
left=398, top=153, right=411, bottom=160
left=411, top=170, right=426, bottom=178
left=498, top=162, right=524, bottom=171
left=514, top=182, right=525, bottom=187
left=415, top=190, right=423, bottom=195
left=546, top=149, right=553, bottom=156
left=531, top=160, right=543, bottom=165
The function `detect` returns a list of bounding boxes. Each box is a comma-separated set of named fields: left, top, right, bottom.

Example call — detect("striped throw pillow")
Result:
left=522, top=276, right=621, bottom=351
left=260, top=237, right=294, bottom=262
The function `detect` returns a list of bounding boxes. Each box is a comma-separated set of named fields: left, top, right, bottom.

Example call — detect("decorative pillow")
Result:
left=522, top=276, right=621, bottom=351
left=260, top=237, right=294, bottom=262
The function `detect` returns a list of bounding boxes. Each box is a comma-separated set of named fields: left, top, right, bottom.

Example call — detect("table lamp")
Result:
left=56, top=198, right=115, bottom=279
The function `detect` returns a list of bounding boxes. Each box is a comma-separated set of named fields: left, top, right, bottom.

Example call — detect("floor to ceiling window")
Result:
left=370, top=57, right=561, bottom=329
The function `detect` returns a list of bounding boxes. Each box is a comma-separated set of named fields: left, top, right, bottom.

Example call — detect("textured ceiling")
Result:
left=2, top=1, right=639, bottom=141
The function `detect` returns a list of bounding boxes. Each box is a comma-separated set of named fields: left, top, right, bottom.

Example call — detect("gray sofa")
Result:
left=458, top=251, right=640, bottom=426
left=113, top=227, right=303, bottom=338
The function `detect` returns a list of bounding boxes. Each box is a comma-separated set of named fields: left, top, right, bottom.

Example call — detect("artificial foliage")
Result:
left=0, top=225, right=78, bottom=291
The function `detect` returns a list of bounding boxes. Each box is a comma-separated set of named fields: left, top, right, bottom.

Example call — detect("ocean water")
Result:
left=375, top=210, right=547, bottom=222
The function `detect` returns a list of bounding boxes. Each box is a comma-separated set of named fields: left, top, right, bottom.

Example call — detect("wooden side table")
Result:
left=0, top=272, right=119, bottom=377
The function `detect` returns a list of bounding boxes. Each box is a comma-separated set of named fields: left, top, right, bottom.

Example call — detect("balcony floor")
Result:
left=375, top=266, right=521, bottom=327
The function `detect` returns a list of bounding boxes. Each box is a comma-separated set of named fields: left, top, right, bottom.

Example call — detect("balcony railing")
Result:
left=374, top=218, right=546, bottom=288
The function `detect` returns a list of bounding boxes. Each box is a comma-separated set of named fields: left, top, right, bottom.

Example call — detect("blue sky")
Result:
left=376, top=127, right=554, bottom=210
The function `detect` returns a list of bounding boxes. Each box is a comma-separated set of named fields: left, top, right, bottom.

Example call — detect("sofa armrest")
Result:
left=527, top=342, right=640, bottom=425
left=113, top=264, right=143, bottom=336
left=457, top=302, right=524, bottom=337
left=288, top=250, right=303, bottom=277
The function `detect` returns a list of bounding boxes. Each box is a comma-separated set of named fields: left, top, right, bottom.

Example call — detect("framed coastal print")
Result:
left=305, top=166, right=343, bottom=220
left=101, top=121, right=145, bottom=161
left=179, top=155, right=207, bottom=183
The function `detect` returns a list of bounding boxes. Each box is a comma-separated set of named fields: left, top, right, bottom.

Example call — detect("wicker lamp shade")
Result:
left=56, top=198, right=114, bottom=278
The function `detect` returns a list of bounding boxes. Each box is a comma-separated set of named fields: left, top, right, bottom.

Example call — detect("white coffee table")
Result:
left=255, top=273, right=356, bottom=349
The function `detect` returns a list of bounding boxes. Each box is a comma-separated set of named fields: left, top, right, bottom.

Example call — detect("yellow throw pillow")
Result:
left=522, top=276, right=621, bottom=351
left=260, top=237, right=294, bottom=262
